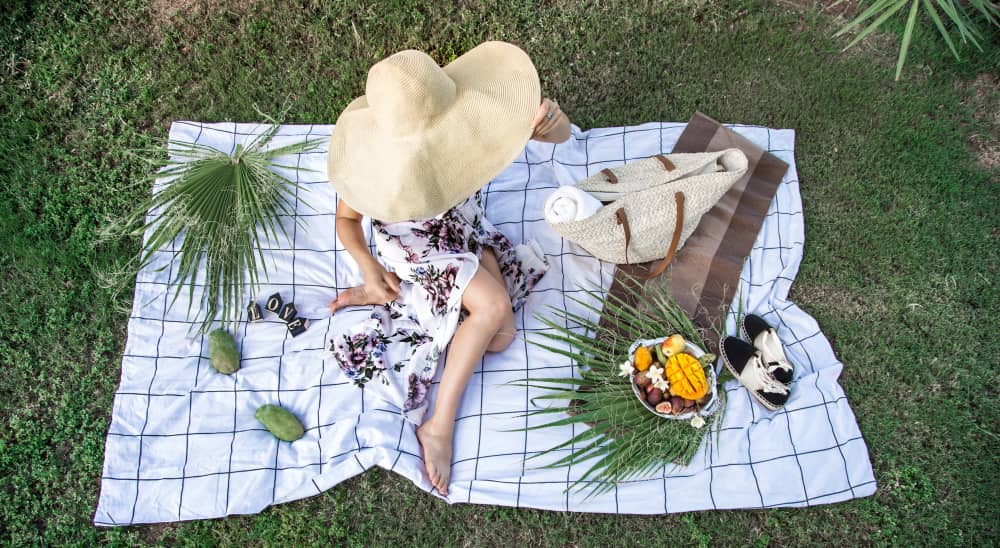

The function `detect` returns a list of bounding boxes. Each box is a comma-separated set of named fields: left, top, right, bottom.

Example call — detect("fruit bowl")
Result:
left=627, top=336, right=721, bottom=421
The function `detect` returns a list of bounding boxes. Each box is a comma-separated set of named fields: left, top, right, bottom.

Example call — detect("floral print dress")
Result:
left=330, top=191, right=548, bottom=423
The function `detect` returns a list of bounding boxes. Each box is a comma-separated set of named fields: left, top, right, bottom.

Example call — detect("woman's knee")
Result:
left=472, top=291, right=512, bottom=327
left=462, top=271, right=514, bottom=329
left=461, top=272, right=516, bottom=353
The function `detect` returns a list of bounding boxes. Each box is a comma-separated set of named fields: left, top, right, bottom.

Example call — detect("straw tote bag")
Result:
left=550, top=148, right=748, bottom=278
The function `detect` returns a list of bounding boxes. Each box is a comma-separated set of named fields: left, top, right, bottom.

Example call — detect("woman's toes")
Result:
left=436, top=467, right=449, bottom=494
left=417, top=422, right=454, bottom=496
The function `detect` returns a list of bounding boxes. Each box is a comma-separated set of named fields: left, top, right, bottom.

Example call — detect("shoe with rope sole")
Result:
left=721, top=336, right=789, bottom=411
left=741, top=314, right=794, bottom=386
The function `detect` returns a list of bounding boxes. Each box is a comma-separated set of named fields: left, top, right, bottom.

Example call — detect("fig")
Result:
left=655, top=401, right=674, bottom=415
left=646, top=387, right=664, bottom=405
left=635, top=371, right=652, bottom=388
left=670, top=396, right=685, bottom=414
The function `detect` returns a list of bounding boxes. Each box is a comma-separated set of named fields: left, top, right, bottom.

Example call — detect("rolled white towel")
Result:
left=543, top=186, right=603, bottom=224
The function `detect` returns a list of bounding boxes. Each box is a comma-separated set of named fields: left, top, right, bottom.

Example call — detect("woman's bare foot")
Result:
left=416, top=420, right=453, bottom=496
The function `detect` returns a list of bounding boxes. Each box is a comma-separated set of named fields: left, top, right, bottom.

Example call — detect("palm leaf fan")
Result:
left=124, top=123, right=324, bottom=332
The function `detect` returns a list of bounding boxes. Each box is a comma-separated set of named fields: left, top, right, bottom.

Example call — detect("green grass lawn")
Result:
left=1, top=0, right=997, bottom=544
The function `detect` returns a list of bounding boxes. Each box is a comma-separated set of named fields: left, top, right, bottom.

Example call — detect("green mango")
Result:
left=208, top=329, right=240, bottom=374
left=654, top=342, right=668, bottom=364
left=255, top=404, right=304, bottom=442
left=698, top=353, right=717, bottom=367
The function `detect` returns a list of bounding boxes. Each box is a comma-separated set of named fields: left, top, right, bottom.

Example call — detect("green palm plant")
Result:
left=835, top=0, right=999, bottom=80
left=517, top=279, right=725, bottom=496
left=121, top=123, right=324, bottom=332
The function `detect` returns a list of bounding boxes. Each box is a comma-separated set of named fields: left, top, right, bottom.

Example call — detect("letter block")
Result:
left=278, top=302, right=298, bottom=323
left=247, top=301, right=264, bottom=322
left=265, top=292, right=283, bottom=314
left=287, top=317, right=309, bottom=337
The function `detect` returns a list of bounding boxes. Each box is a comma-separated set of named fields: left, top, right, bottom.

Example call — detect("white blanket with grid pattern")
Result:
left=94, top=121, right=876, bottom=526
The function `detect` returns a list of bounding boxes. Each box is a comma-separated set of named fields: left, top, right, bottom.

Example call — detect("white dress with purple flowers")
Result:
left=330, top=191, right=548, bottom=423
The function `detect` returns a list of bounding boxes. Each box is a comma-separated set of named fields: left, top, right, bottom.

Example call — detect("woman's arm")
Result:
left=329, top=199, right=401, bottom=313
left=335, top=200, right=382, bottom=273
left=530, top=98, right=571, bottom=144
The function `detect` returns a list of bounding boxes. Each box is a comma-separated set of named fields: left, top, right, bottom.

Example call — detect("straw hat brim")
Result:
left=327, top=41, right=541, bottom=222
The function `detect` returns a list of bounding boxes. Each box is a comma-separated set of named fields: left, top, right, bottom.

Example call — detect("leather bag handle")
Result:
left=654, top=154, right=676, bottom=171
left=644, top=192, right=686, bottom=279
left=615, top=208, right=631, bottom=264
left=611, top=155, right=684, bottom=276
left=602, top=154, right=673, bottom=186
left=614, top=192, right=685, bottom=278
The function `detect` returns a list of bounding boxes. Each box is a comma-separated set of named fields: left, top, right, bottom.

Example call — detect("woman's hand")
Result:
left=530, top=98, right=571, bottom=143
left=330, top=198, right=403, bottom=314
left=329, top=264, right=402, bottom=314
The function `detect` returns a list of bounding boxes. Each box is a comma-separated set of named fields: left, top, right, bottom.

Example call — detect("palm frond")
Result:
left=923, top=0, right=961, bottom=59
left=895, top=0, right=923, bottom=80
left=116, top=122, right=324, bottom=332
left=837, top=0, right=999, bottom=80
left=519, top=277, right=724, bottom=497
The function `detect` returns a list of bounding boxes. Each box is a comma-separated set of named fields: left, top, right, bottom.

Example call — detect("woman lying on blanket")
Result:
left=325, top=42, right=570, bottom=496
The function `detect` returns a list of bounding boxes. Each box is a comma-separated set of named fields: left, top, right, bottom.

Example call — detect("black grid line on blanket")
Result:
left=747, top=133, right=808, bottom=504
left=517, top=149, right=531, bottom=507
left=718, top=135, right=863, bottom=507
left=561, top=135, right=576, bottom=512
left=95, top=122, right=874, bottom=526
left=125, top=161, right=175, bottom=526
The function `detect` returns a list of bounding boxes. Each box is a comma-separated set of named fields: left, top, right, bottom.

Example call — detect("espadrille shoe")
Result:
left=741, top=314, right=794, bottom=385
left=721, top=337, right=789, bottom=411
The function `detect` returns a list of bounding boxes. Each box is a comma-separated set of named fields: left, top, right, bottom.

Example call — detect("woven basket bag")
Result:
left=549, top=148, right=748, bottom=277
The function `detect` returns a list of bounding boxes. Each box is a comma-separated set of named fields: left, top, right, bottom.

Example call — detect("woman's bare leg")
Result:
left=416, top=264, right=513, bottom=495
left=477, top=249, right=517, bottom=352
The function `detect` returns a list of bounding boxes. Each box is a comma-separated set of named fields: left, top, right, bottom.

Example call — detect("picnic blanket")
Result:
left=95, top=120, right=875, bottom=526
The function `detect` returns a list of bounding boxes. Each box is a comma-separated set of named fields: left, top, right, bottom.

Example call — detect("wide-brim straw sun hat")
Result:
left=327, top=41, right=541, bottom=222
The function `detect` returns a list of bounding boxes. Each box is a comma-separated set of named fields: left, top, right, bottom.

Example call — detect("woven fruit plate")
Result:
left=627, top=336, right=721, bottom=421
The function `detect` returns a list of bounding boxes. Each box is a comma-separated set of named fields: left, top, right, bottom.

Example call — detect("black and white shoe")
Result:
left=721, top=336, right=789, bottom=411
left=741, top=314, right=794, bottom=385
